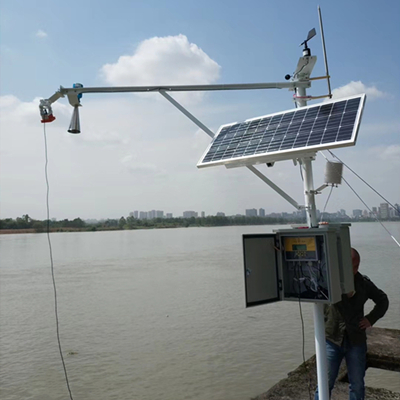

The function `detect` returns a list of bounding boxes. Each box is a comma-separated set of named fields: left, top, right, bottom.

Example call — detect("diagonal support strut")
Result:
left=159, top=91, right=303, bottom=211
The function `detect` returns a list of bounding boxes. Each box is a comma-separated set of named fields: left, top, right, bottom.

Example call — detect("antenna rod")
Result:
left=318, top=6, right=332, bottom=98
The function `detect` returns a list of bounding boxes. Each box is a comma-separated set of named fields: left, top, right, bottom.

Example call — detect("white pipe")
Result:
left=302, top=157, right=318, bottom=228
left=246, top=165, right=302, bottom=210
left=318, top=6, right=332, bottom=98
left=314, top=303, right=330, bottom=399
left=53, top=81, right=310, bottom=97
left=159, top=91, right=215, bottom=138
left=296, top=86, right=308, bottom=108
left=296, top=83, right=329, bottom=400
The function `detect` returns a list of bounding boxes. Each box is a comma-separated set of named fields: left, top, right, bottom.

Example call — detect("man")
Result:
left=315, top=248, right=389, bottom=400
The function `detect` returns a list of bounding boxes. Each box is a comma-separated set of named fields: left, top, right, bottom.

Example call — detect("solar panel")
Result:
left=197, top=94, right=366, bottom=169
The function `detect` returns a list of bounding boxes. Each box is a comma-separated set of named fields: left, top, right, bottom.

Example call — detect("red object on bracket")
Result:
left=41, top=114, right=56, bottom=123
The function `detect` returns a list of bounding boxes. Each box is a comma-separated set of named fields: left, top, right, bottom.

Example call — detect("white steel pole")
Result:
left=302, top=157, right=318, bottom=228
left=296, top=86, right=330, bottom=400
left=313, top=303, right=329, bottom=400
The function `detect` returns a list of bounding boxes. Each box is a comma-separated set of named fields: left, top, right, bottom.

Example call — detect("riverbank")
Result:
left=1, top=219, right=399, bottom=235
left=0, top=228, right=88, bottom=234
left=3, top=214, right=399, bottom=235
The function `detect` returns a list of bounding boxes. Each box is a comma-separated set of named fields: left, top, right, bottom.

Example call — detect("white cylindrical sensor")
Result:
left=325, top=160, right=343, bottom=185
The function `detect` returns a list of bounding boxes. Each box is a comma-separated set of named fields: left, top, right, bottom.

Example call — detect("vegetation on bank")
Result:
left=1, top=214, right=398, bottom=234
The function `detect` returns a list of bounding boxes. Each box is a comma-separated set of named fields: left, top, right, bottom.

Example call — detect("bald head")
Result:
left=351, top=248, right=360, bottom=275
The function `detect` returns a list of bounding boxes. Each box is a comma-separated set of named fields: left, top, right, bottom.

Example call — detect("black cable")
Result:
left=43, top=124, right=74, bottom=400
left=298, top=290, right=312, bottom=400
left=328, top=150, right=398, bottom=211
left=319, top=185, right=334, bottom=223
left=299, top=163, right=304, bottom=181
left=293, top=58, right=310, bottom=80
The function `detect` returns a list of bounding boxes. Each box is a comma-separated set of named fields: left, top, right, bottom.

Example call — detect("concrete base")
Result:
left=252, top=328, right=400, bottom=400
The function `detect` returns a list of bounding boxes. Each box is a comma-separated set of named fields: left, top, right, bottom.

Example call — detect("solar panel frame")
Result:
left=197, top=94, right=366, bottom=169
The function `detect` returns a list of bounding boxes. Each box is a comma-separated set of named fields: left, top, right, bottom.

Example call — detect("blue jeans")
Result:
left=315, top=338, right=367, bottom=400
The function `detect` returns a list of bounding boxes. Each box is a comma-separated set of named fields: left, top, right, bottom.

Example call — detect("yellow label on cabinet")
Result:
left=284, top=236, right=316, bottom=252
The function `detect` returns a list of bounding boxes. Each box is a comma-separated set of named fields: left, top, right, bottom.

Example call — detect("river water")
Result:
left=1, top=223, right=399, bottom=400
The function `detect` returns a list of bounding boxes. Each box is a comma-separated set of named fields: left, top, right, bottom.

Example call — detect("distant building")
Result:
left=259, top=208, right=265, bottom=217
left=216, top=212, right=225, bottom=217
left=352, top=209, right=362, bottom=218
left=133, top=211, right=138, bottom=219
left=380, top=203, right=389, bottom=219
left=201, top=211, right=205, bottom=218
left=363, top=209, right=369, bottom=217
left=339, top=209, right=346, bottom=216
left=246, top=208, right=257, bottom=217
left=395, top=204, right=400, bottom=217
left=269, top=212, right=281, bottom=218
left=156, top=210, right=164, bottom=218
left=139, top=211, right=148, bottom=219
left=372, top=207, right=378, bottom=215
left=183, top=211, right=198, bottom=218
left=166, top=213, right=173, bottom=219
left=298, top=209, right=307, bottom=220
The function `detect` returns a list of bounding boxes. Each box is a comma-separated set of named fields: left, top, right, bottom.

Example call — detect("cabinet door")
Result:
left=243, top=234, right=281, bottom=307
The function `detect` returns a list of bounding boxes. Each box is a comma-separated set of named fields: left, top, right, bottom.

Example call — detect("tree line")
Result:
left=2, top=214, right=391, bottom=234
left=0, top=214, right=86, bottom=232
left=0, top=214, right=306, bottom=233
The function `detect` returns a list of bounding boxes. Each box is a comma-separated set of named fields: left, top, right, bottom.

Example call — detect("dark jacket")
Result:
left=324, top=272, right=389, bottom=346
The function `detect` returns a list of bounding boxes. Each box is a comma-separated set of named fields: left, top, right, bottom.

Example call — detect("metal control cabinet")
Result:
left=243, top=224, right=354, bottom=307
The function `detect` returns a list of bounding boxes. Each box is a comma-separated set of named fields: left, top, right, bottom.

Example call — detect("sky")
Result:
left=1, top=0, right=399, bottom=220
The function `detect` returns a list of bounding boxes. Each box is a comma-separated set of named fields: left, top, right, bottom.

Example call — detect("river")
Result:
left=1, top=222, right=399, bottom=399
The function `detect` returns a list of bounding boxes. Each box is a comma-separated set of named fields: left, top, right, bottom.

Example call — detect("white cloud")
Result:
left=121, top=154, right=167, bottom=177
left=100, top=34, right=220, bottom=103
left=377, top=144, right=400, bottom=162
left=36, top=30, right=48, bottom=38
left=330, top=81, right=387, bottom=100
left=0, top=95, right=19, bottom=108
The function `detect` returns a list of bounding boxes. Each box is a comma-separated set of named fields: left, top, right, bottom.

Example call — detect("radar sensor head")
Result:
left=324, top=160, right=343, bottom=185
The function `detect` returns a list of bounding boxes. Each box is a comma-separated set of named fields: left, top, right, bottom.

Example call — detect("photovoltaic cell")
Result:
left=197, top=94, right=365, bottom=168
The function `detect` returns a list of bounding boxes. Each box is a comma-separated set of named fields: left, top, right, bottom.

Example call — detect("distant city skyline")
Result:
left=110, top=201, right=400, bottom=221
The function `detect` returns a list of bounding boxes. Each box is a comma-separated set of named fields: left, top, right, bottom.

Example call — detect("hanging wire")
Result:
left=341, top=175, right=400, bottom=248
left=327, top=150, right=398, bottom=212
left=43, top=124, right=74, bottom=400
left=321, top=151, right=400, bottom=248
left=298, top=298, right=312, bottom=400
left=320, top=185, right=334, bottom=223
left=293, top=58, right=310, bottom=80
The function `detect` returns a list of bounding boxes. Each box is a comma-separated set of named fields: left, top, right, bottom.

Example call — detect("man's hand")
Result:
left=359, top=317, right=371, bottom=330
